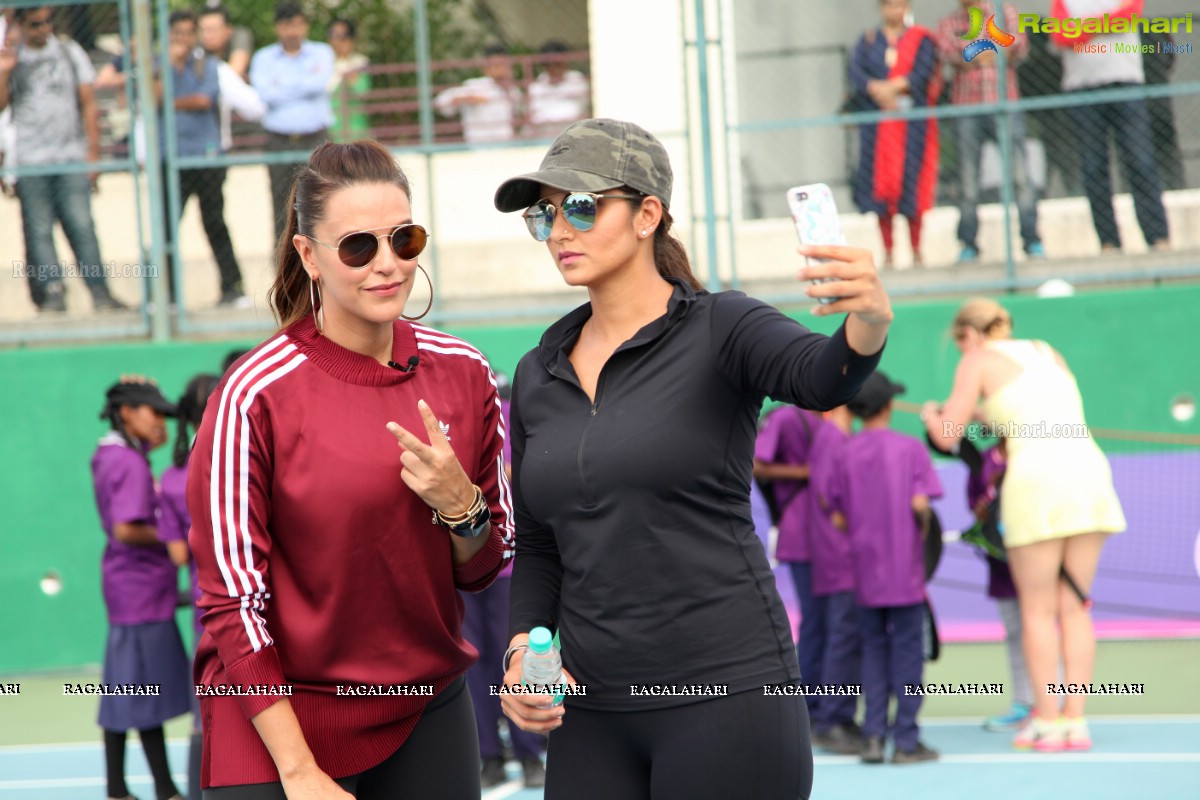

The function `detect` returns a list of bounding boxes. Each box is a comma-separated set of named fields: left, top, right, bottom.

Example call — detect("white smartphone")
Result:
left=786, top=183, right=845, bottom=305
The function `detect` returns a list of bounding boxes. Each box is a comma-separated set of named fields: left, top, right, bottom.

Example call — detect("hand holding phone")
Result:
left=787, top=183, right=846, bottom=305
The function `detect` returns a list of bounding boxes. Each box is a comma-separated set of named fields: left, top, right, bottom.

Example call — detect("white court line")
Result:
left=0, top=773, right=186, bottom=790
left=6, top=756, right=1199, bottom=787
left=813, top=752, right=1200, bottom=766
left=920, top=714, right=1200, bottom=726
left=0, top=738, right=190, bottom=753
left=482, top=779, right=528, bottom=799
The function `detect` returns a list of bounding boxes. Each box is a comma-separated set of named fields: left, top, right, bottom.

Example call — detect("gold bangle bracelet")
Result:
left=437, top=485, right=482, bottom=523
left=434, top=485, right=484, bottom=526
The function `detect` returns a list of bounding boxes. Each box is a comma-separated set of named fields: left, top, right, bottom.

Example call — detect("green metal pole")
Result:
left=116, top=0, right=149, bottom=283
left=155, top=0, right=185, bottom=327
left=413, top=0, right=438, bottom=319
left=132, top=0, right=168, bottom=341
left=692, top=0, right=722, bottom=292
left=995, top=47, right=1016, bottom=290
left=414, top=0, right=434, bottom=147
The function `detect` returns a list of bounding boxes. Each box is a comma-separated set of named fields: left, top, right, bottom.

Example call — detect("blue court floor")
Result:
left=1, top=717, right=1197, bottom=800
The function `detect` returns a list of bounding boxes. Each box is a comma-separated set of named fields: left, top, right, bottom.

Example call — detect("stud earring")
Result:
left=640, top=230, right=648, bottom=237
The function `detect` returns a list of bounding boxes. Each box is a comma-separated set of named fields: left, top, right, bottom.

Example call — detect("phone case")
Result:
left=786, top=183, right=845, bottom=305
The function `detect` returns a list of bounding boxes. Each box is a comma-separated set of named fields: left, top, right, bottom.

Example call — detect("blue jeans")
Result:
left=858, top=603, right=925, bottom=751
left=955, top=111, right=1040, bottom=252
left=15, top=172, right=110, bottom=306
left=1068, top=87, right=1169, bottom=248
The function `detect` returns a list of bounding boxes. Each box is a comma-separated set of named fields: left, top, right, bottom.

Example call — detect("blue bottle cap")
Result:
left=528, top=626, right=553, bottom=654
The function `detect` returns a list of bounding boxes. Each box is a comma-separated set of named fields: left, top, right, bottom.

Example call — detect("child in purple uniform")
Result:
left=807, top=404, right=863, bottom=754
left=158, top=373, right=221, bottom=800
left=964, top=438, right=1033, bottom=731
left=829, top=371, right=943, bottom=764
left=753, top=405, right=822, bottom=714
left=93, top=378, right=191, bottom=800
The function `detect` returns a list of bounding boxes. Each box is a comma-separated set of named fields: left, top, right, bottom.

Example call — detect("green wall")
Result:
left=2, top=284, right=1198, bottom=673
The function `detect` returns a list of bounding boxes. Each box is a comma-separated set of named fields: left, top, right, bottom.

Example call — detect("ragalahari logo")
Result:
left=960, top=6, right=1016, bottom=62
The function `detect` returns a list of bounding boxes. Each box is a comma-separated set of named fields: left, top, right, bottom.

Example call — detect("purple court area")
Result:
left=759, top=452, right=1200, bottom=643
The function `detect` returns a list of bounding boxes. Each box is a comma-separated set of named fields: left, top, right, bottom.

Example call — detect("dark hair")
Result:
left=649, top=205, right=702, bottom=291
left=274, top=2, right=305, bottom=23
left=168, top=9, right=196, bottom=28
left=539, top=40, right=569, bottom=54
left=269, top=140, right=413, bottom=330
left=222, top=348, right=249, bottom=375
left=100, top=400, right=137, bottom=449
left=483, top=44, right=508, bottom=57
left=173, top=374, right=221, bottom=468
left=329, top=17, right=355, bottom=38
left=198, top=5, right=232, bottom=25
left=15, top=7, right=49, bottom=23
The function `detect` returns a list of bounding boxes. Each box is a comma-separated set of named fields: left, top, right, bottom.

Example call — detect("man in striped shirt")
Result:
left=936, top=1, right=1045, bottom=264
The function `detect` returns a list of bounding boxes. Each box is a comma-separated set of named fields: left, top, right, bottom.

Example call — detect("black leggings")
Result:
left=203, top=677, right=479, bottom=799
left=105, top=727, right=179, bottom=800
left=545, top=689, right=813, bottom=800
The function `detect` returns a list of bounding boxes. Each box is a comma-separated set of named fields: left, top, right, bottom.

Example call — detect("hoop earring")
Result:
left=401, top=263, right=434, bottom=322
left=309, top=275, right=323, bottom=334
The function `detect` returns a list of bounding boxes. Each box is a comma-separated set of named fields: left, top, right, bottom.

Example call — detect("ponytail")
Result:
left=652, top=208, right=703, bottom=290
left=172, top=373, right=221, bottom=468
left=269, top=179, right=311, bottom=330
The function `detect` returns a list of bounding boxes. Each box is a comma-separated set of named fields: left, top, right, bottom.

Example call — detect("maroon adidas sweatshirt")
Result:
left=187, top=316, right=513, bottom=786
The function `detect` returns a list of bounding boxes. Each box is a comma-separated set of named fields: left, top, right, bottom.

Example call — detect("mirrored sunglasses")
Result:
left=305, top=224, right=428, bottom=268
left=522, top=192, right=645, bottom=242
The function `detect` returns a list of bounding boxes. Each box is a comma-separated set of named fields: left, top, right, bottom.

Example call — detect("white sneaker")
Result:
left=1061, top=716, right=1092, bottom=751
left=1013, top=716, right=1064, bottom=752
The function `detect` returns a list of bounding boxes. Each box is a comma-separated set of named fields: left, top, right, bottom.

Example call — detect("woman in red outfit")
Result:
left=848, top=0, right=943, bottom=267
left=188, top=140, right=514, bottom=798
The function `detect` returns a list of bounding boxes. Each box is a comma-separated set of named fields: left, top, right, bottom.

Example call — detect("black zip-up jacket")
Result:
left=509, top=278, right=883, bottom=709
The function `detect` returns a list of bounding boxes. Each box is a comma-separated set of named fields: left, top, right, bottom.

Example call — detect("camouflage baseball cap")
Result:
left=494, top=118, right=673, bottom=212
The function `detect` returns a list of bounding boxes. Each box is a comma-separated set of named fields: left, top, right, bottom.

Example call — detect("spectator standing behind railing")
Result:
left=196, top=6, right=267, bottom=155
left=1048, top=0, right=1170, bottom=254
left=157, top=9, right=250, bottom=309
left=0, top=6, right=125, bottom=313
left=434, top=44, right=522, bottom=144
left=1140, top=29, right=1184, bottom=192
left=936, top=1, right=1045, bottom=264
left=250, top=2, right=333, bottom=241
left=525, top=40, right=590, bottom=140
left=327, top=17, right=370, bottom=143
left=1016, top=30, right=1080, bottom=197
left=198, top=2, right=252, bottom=81
left=848, top=0, right=943, bottom=269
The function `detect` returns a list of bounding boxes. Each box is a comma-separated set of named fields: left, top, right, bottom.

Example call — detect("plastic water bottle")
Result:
left=521, top=626, right=564, bottom=706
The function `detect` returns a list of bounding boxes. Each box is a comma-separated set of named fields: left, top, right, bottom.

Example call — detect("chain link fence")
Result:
left=728, top=0, right=1200, bottom=302
left=0, top=0, right=591, bottom=342
left=1, top=0, right=1198, bottom=343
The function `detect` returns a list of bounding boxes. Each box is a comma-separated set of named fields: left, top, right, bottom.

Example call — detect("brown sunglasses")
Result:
left=304, top=224, right=428, bottom=268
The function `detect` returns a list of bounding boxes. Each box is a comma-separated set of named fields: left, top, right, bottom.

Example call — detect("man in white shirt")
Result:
left=526, top=40, right=590, bottom=140
left=434, top=44, right=521, bottom=144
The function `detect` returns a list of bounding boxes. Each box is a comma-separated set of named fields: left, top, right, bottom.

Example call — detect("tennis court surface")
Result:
left=2, top=716, right=1198, bottom=800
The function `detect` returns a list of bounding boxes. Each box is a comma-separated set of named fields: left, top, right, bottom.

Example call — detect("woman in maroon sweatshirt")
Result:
left=188, top=140, right=513, bottom=797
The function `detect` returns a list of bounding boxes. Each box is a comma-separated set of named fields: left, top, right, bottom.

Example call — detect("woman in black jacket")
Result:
left=493, top=118, right=893, bottom=800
